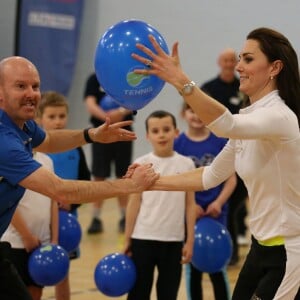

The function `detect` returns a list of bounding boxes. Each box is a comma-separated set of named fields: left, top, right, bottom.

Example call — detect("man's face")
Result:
left=218, top=51, right=237, bottom=76
left=0, top=57, right=41, bottom=128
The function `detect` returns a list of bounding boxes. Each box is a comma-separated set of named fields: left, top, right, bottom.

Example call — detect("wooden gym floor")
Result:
left=43, top=198, right=249, bottom=300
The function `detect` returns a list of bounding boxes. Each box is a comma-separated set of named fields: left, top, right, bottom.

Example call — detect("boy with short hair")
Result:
left=124, top=110, right=196, bottom=300
left=38, top=91, right=91, bottom=300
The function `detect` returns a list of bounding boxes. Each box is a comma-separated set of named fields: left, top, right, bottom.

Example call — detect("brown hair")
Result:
left=247, top=27, right=300, bottom=126
left=38, top=91, right=69, bottom=118
left=145, top=110, right=177, bottom=132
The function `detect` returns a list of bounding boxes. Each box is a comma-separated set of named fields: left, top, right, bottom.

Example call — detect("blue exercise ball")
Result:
left=100, top=94, right=121, bottom=111
left=58, top=210, right=82, bottom=253
left=94, top=19, right=169, bottom=111
left=192, top=217, right=232, bottom=273
left=94, top=252, right=136, bottom=297
left=28, top=244, right=70, bottom=286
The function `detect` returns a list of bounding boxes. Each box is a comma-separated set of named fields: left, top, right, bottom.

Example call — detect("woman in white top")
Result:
left=131, top=27, right=300, bottom=299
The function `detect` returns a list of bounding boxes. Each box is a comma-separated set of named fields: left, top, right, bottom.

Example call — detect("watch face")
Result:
left=183, top=81, right=195, bottom=95
left=184, top=86, right=191, bottom=94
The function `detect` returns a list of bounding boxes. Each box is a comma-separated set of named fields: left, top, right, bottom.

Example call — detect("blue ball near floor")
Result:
left=100, top=94, right=121, bottom=111
left=58, top=210, right=82, bottom=253
left=94, top=252, right=136, bottom=297
left=28, top=244, right=70, bottom=286
left=94, top=19, right=169, bottom=111
left=192, top=217, right=233, bottom=273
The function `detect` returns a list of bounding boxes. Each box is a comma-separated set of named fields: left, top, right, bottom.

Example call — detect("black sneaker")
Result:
left=87, top=217, right=103, bottom=234
left=118, top=217, right=125, bottom=233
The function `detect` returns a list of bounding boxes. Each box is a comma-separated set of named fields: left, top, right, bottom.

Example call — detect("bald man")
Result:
left=201, top=48, right=244, bottom=114
left=0, top=56, right=158, bottom=300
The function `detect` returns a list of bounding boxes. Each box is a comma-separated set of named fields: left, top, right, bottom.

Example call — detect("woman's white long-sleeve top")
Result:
left=203, top=90, right=300, bottom=240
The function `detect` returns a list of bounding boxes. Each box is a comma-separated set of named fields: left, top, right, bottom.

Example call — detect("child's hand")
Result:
left=22, top=235, right=41, bottom=253
left=123, top=163, right=141, bottom=179
left=205, top=201, right=222, bottom=218
left=195, top=204, right=205, bottom=219
left=58, top=202, right=71, bottom=211
left=122, top=238, right=132, bottom=257
left=181, top=242, right=193, bottom=264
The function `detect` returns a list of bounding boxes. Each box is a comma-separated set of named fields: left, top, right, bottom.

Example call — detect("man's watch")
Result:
left=179, top=81, right=196, bottom=96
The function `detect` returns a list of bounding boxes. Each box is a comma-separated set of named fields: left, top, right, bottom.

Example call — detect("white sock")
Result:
left=92, top=208, right=101, bottom=219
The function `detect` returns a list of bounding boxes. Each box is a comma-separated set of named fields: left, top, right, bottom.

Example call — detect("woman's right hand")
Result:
left=131, top=35, right=190, bottom=91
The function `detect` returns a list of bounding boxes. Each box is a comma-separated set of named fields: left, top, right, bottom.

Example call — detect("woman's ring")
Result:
left=145, top=59, right=152, bottom=68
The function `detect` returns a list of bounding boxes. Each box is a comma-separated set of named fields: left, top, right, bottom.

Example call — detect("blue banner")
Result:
left=17, top=0, right=84, bottom=96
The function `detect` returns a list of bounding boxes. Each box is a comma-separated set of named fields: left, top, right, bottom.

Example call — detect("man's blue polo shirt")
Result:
left=0, top=109, right=45, bottom=236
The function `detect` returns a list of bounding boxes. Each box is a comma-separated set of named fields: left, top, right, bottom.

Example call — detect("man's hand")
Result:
left=90, top=117, right=136, bottom=143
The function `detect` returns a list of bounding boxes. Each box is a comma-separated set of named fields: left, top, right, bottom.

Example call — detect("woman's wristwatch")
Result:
left=179, top=81, right=196, bottom=96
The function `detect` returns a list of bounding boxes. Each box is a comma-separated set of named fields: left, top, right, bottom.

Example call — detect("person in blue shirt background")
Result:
left=174, top=102, right=236, bottom=300
left=201, top=48, right=249, bottom=266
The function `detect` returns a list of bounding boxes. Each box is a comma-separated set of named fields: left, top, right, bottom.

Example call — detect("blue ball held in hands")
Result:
left=94, top=19, right=169, bottom=111
left=58, top=210, right=82, bottom=253
left=94, top=252, right=136, bottom=297
left=28, top=244, right=70, bottom=286
left=192, top=217, right=233, bottom=273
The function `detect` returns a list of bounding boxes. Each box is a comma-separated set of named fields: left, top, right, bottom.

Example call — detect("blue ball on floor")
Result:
left=94, top=252, right=136, bottom=297
left=28, top=244, right=70, bottom=286
left=192, top=217, right=233, bottom=273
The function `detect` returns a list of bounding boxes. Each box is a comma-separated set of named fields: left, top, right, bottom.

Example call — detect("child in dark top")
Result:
left=174, top=103, right=236, bottom=300
left=83, top=73, right=133, bottom=234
